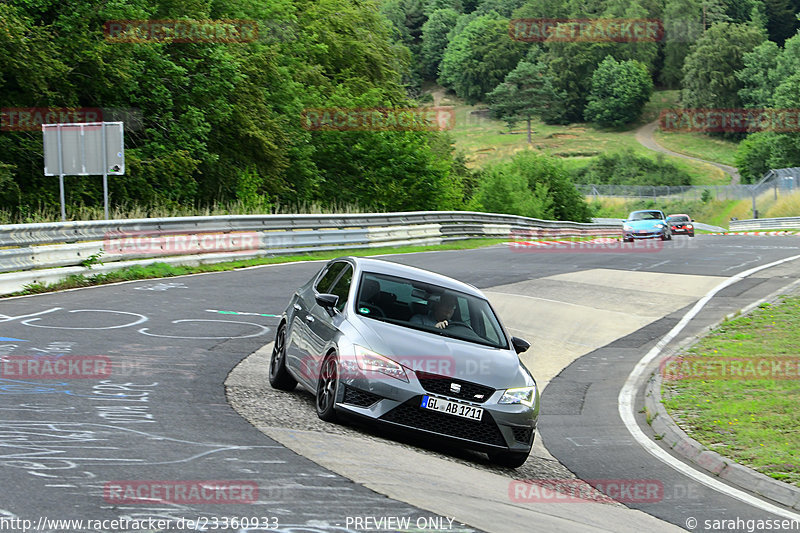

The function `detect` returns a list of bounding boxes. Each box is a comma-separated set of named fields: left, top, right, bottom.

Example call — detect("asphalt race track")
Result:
left=1, top=234, right=800, bottom=532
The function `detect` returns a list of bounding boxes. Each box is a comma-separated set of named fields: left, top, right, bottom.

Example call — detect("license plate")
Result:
left=421, top=395, right=483, bottom=421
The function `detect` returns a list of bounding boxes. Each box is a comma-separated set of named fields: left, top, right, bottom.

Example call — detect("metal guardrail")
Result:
left=0, top=212, right=621, bottom=296
left=729, top=217, right=800, bottom=231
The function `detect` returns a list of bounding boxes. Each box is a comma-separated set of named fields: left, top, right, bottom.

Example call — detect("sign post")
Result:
left=42, top=121, right=124, bottom=221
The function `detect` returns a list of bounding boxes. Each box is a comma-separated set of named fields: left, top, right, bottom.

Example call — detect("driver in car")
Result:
left=410, top=293, right=457, bottom=329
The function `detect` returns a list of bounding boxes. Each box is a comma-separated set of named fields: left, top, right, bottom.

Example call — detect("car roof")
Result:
left=336, top=256, right=484, bottom=298
left=630, top=209, right=663, bottom=214
left=667, top=213, right=690, bottom=217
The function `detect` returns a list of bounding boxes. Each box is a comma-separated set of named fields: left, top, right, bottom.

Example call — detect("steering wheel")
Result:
left=358, top=303, right=385, bottom=318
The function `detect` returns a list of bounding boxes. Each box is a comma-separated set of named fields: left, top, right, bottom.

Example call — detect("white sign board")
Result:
left=43, top=122, right=124, bottom=176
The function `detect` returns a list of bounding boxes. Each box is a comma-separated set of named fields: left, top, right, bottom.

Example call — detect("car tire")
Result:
left=488, top=449, right=530, bottom=468
left=269, top=323, right=297, bottom=391
left=661, top=232, right=669, bottom=241
left=689, top=232, right=695, bottom=237
left=623, top=237, right=633, bottom=243
left=316, top=351, right=340, bottom=422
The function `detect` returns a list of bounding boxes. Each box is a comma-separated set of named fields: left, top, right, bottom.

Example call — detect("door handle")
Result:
left=293, top=303, right=302, bottom=311
left=305, top=315, right=315, bottom=323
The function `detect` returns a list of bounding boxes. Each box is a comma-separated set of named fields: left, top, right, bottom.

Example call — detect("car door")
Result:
left=286, top=261, right=348, bottom=383
left=294, top=261, right=353, bottom=389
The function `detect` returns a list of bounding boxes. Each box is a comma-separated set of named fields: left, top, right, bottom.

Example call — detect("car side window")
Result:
left=315, top=262, right=346, bottom=293
left=328, top=265, right=353, bottom=312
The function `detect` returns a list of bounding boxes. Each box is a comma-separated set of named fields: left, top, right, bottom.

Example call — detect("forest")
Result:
left=1, top=0, right=799, bottom=221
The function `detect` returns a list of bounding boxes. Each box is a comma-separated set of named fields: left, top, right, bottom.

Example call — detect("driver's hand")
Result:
left=435, top=320, right=448, bottom=329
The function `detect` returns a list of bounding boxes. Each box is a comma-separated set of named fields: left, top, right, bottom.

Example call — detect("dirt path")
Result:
left=635, top=120, right=741, bottom=184
left=431, top=87, right=446, bottom=107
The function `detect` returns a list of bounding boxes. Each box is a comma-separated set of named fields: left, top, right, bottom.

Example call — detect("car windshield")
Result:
left=629, top=211, right=663, bottom=221
left=355, top=272, right=508, bottom=349
left=669, top=215, right=690, bottom=222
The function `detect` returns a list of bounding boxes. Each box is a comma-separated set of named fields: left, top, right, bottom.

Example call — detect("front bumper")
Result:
left=623, top=229, right=665, bottom=239
left=334, top=376, right=538, bottom=453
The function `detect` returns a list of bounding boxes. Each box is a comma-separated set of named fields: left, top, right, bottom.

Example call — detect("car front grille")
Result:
left=342, top=385, right=382, bottom=407
left=415, top=370, right=495, bottom=404
left=379, top=397, right=506, bottom=447
left=511, top=425, right=534, bottom=444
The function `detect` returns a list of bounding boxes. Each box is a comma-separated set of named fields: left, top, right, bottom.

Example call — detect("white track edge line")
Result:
left=619, top=253, right=800, bottom=520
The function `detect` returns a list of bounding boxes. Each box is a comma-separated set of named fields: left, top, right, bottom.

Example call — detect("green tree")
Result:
left=763, top=0, right=799, bottom=44
left=660, top=0, right=702, bottom=87
left=701, top=0, right=732, bottom=28
left=420, top=8, right=460, bottom=79
left=584, top=56, right=653, bottom=127
left=311, top=130, right=463, bottom=211
left=538, top=0, right=658, bottom=123
left=471, top=151, right=591, bottom=221
left=423, top=0, right=464, bottom=15
left=508, top=151, right=591, bottom=222
left=681, top=22, right=767, bottom=110
left=737, top=40, right=781, bottom=107
left=734, top=132, right=779, bottom=183
left=470, top=165, right=555, bottom=219
left=439, top=13, right=526, bottom=103
left=486, top=60, right=565, bottom=142
left=573, top=149, right=693, bottom=186
left=473, top=0, right=526, bottom=16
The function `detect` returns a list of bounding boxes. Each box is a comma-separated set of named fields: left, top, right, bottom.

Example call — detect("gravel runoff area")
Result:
left=225, top=343, right=625, bottom=507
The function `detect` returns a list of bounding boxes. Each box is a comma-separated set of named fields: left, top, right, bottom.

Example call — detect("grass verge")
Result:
left=662, top=295, right=800, bottom=487
left=651, top=130, right=739, bottom=167
left=6, top=238, right=508, bottom=298
left=441, top=88, right=727, bottom=185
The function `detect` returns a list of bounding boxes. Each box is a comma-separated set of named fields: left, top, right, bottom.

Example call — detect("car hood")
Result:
left=351, top=316, right=531, bottom=390
left=625, top=219, right=665, bottom=230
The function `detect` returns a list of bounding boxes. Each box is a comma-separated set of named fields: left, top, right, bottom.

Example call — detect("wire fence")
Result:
left=577, top=168, right=800, bottom=216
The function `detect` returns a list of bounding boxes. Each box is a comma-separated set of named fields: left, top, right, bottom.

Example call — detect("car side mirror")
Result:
left=316, top=293, right=339, bottom=316
left=511, top=336, right=531, bottom=354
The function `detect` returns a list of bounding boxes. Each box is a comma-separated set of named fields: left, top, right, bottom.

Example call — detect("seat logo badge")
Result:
left=450, top=383, right=461, bottom=393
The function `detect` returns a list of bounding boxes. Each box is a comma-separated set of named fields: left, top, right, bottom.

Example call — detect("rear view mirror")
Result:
left=511, top=336, right=531, bottom=354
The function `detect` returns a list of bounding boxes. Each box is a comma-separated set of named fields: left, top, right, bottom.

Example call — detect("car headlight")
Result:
left=622, top=224, right=632, bottom=231
left=655, top=223, right=665, bottom=228
left=353, top=345, right=408, bottom=382
left=499, top=386, right=537, bottom=407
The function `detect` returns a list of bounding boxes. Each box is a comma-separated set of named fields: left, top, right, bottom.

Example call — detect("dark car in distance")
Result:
left=667, top=214, right=695, bottom=237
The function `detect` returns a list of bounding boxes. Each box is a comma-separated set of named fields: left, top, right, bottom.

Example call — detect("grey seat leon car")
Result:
left=269, top=257, right=539, bottom=468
